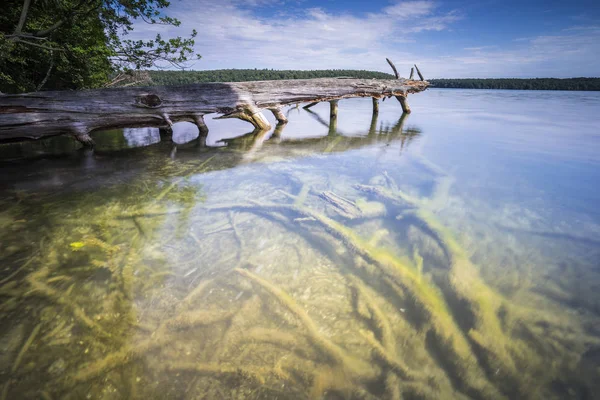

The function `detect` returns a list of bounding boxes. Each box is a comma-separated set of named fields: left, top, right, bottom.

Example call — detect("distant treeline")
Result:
left=429, top=78, right=600, bottom=91
left=147, top=69, right=395, bottom=85
left=143, top=70, right=600, bottom=91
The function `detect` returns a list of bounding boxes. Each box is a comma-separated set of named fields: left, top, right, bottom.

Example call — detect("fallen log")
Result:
left=0, top=61, right=429, bottom=146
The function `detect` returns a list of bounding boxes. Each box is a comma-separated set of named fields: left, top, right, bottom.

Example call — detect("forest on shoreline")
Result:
left=429, top=78, right=600, bottom=91
left=146, top=70, right=600, bottom=91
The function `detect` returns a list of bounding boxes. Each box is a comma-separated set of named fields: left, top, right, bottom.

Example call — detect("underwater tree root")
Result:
left=160, top=361, right=269, bottom=385
left=238, top=327, right=303, bottom=349
left=0, top=254, right=37, bottom=285
left=25, top=268, right=111, bottom=339
left=166, top=310, right=236, bottom=330
left=356, top=173, right=543, bottom=394
left=358, top=330, right=413, bottom=381
left=11, top=323, right=42, bottom=373
left=154, top=156, right=216, bottom=202
left=290, top=209, right=502, bottom=397
left=73, top=279, right=227, bottom=384
left=351, top=279, right=449, bottom=400
left=404, top=208, right=525, bottom=380
left=1, top=381, right=10, bottom=400
left=73, top=336, right=167, bottom=383
left=178, top=278, right=214, bottom=311
left=277, top=357, right=379, bottom=400
left=73, top=309, right=240, bottom=386
left=349, top=276, right=413, bottom=399
left=206, top=202, right=502, bottom=398
left=235, top=268, right=378, bottom=384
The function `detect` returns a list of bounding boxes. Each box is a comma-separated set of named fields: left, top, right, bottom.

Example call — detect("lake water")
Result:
left=1, top=89, right=599, bottom=399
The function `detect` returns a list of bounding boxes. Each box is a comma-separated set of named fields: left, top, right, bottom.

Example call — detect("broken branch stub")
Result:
left=193, top=114, right=209, bottom=136
left=414, top=64, right=425, bottom=81
left=386, top=58, right=400, bottom=79
left=396, top=96, right=411, bottom=114
left=268, top=107, right=288, bottom=124
left=303, top=102, right=319, bottom=110
left=215, top=106, right=272, bottom=131
left=329, top=100, right=339, bottom=120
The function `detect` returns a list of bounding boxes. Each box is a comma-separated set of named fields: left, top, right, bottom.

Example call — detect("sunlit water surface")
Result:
left=1, top=89, right=599, bottom=399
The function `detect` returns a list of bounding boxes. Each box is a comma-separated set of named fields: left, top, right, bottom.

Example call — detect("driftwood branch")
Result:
left=414, top=64, right=424, bottom=81
left=0, top=60, right=429, bottom=145
left=193, top=114, right=209, bottom=135
left=267, top=106, right=288, bottom=124
left=396, top=96, right=411, bottom=114
left=386, top=58, right=400, bottom=79
left=372, top=97, right=379, bottom=115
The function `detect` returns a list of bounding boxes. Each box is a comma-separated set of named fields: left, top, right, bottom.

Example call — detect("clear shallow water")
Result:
left=0, top=89, right=599, bottom=399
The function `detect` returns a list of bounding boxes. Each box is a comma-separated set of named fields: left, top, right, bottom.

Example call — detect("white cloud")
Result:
left=129, top=0, right=461, bottom=74
left=463, top=46, right=497, bottom=51
left=445, top=26, right=600, bottom=77
left=129, top=1, right=600, bottom=77
left=384, top=1, right=437, bottom=19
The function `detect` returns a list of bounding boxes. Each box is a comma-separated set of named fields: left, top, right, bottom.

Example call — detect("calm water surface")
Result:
left=1, top=89, right=599, bottom=399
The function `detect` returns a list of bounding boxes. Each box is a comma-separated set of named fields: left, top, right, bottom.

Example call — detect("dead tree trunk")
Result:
left=372, top=98, right=380, bottom=115
left=0, top=65, right=428, bottom=146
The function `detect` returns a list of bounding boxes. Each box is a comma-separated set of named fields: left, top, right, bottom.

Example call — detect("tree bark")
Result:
left=36, top=51, right=54, bottom=92
left=268, top=107, right=288, bottom=124
left=0, top=77, right=428, bottom=144
left=396, top=96, right=411, bottom=114
left=385, top=58, right=400, bottom=79
left=414, top=65, right=425, bottom=81
left=13, top=0, right=32, bottom=37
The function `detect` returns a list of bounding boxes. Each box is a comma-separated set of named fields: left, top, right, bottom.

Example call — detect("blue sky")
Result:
left=140, top=0, right=600, bottom=77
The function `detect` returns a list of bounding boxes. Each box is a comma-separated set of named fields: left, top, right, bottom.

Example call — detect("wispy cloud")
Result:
left=134, top=0, right=461, bottom=73
left=383, top=1, right=437, bottom=19
left=441, top=25, right=600, bottom=77
left=463, top=45, right=498, bottom=51
left=130, top=1, right=600, bottom=77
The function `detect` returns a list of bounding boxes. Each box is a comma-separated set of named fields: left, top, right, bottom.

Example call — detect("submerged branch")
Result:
left=235, top=268, right=378, bottom=382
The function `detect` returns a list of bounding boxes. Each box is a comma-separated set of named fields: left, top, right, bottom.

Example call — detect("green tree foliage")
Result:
left=144, top=71, right=599, bottom=91
left=0, top=0, right=199, bottom=93
left=146, top=69, right=396, bottom=85
left=429, top=78, right=600, bottom=91
left=0, top=1, right=110, bottom=93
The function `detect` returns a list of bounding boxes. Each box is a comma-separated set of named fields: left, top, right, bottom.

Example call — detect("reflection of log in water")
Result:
left=0, top=114, right=422, bottom=197
left=213, top=113, right=420, bottom=160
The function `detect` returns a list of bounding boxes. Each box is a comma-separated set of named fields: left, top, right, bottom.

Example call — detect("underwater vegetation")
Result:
left=0, top=122, right=599, bottom=400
